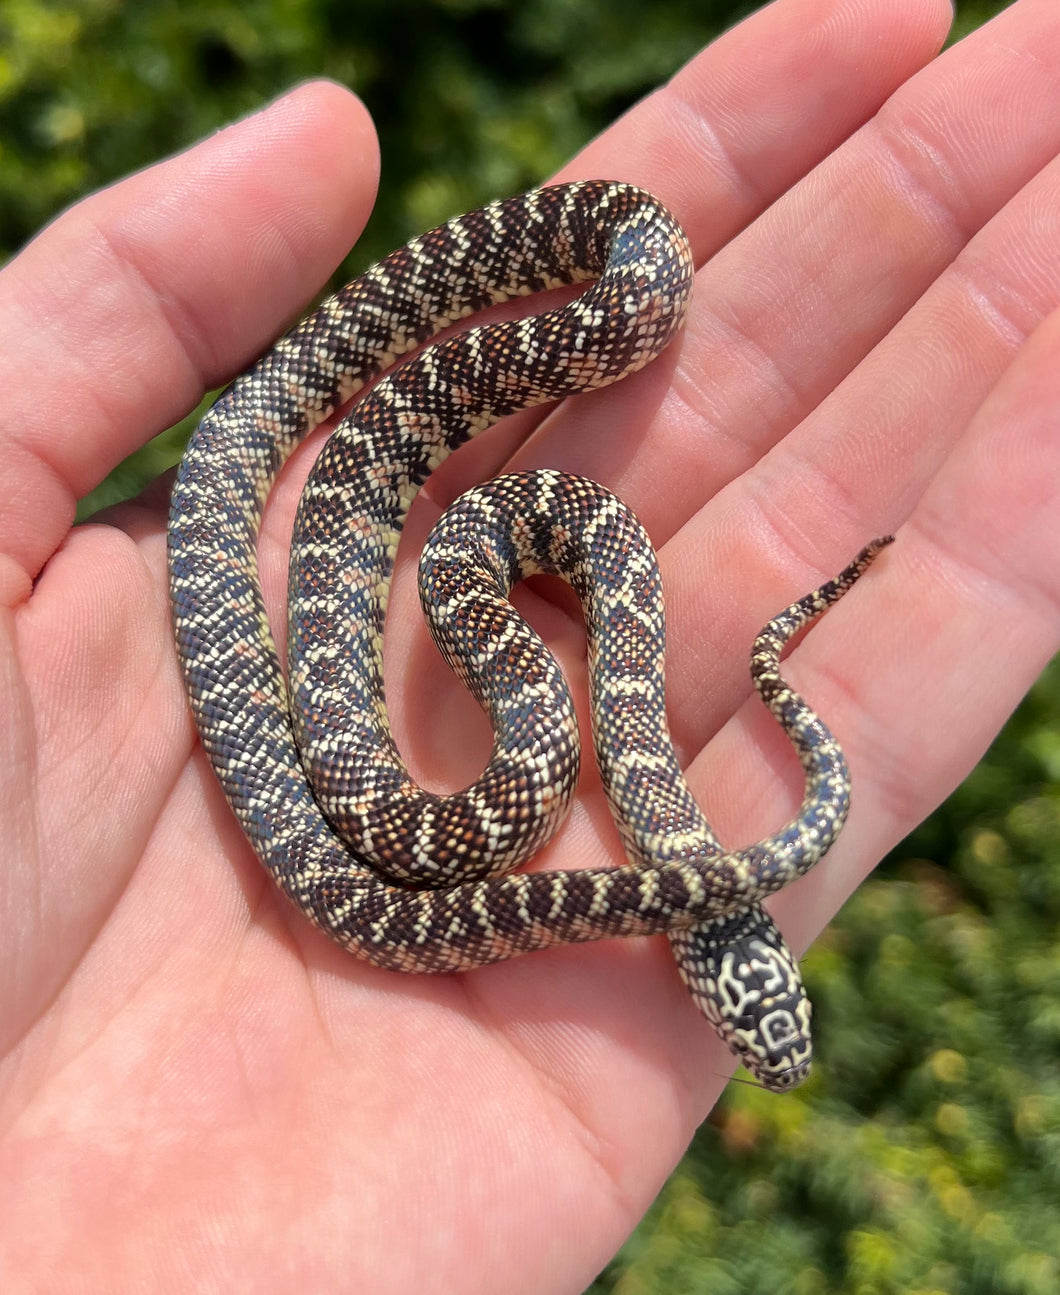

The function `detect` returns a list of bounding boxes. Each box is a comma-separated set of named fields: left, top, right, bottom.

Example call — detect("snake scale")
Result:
left=168, top=180, right=890, bottom=1091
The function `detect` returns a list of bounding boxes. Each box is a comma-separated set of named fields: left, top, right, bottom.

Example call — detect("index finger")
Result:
left=0, top=80, right=379, bottom=601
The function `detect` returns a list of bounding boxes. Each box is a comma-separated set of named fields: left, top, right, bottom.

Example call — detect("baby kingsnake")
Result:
left=168, top=181, right=890, bottom=1091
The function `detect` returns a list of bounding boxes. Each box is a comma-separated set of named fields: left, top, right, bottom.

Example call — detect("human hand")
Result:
left=3, top=0, right=1060, bottom=1290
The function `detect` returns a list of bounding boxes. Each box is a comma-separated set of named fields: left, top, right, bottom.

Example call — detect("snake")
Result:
left=168, top=180, right=891, bottom=1091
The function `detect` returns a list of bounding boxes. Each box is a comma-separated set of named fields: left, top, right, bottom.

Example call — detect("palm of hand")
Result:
left=4, top=2, right=1060, bottom=1290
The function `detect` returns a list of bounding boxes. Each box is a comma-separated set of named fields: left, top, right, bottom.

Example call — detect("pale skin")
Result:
left=2, top=0, right=1060, bottom=1288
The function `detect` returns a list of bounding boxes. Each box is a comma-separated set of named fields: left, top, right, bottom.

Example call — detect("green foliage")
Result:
left=3, top=1, right=1049, bottom=1289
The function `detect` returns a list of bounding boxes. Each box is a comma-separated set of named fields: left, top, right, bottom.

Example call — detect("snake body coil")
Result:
left=168, top=181, right=888, bottom=1090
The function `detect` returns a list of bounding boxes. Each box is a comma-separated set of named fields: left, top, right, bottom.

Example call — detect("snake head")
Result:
left=668, top=904, right=813, bottom=1093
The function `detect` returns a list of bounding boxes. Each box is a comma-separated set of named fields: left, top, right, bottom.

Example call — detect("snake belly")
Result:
left=168, top=180, right=886, bottom=1090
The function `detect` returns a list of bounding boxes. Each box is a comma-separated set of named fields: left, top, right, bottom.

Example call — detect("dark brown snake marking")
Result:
left=168, top=181, right=891, bottom=1090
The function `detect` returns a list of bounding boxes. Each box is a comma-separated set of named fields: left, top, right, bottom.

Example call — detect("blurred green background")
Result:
left=3, top=1, right=1057, bottom=1291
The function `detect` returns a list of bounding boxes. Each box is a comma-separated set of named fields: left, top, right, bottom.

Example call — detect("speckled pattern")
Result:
left=168, top=181, right=891, bottom=1089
